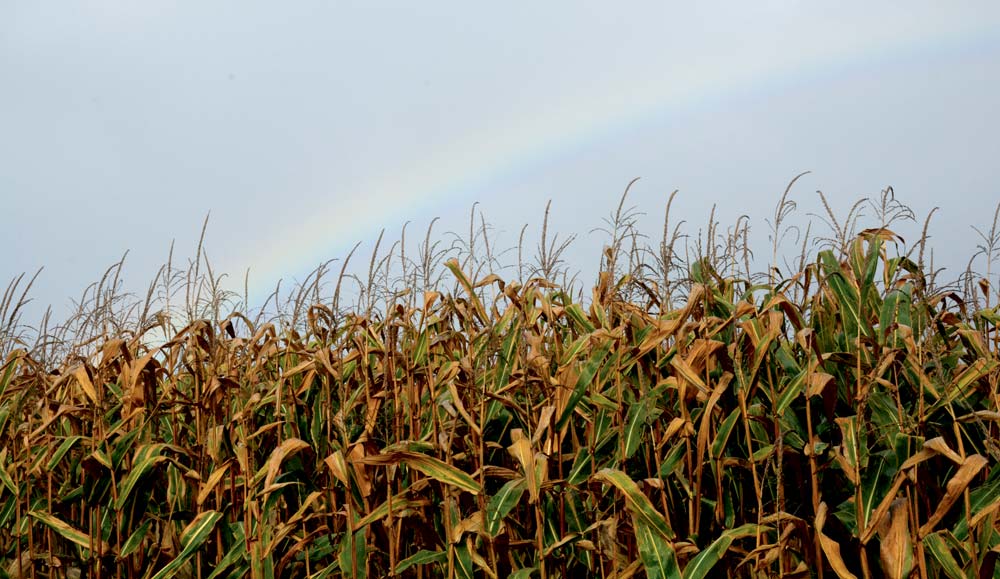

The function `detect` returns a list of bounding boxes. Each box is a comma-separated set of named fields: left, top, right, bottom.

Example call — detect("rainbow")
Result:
left=228, top=25, right=997, bottom=305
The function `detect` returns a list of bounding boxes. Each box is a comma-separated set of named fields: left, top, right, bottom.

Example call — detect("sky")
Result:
left=2, top=2, right=999, bottom=323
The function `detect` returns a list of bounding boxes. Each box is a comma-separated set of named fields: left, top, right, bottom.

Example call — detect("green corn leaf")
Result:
left=593, top=468, right=674, bottom=540
left=878, top=285, right=912, bottom=347
left=775, top=368, right=807, bottom=417
left=0, top=354, right=18, bottom=399
left=565, top=303, right=596, bottom=333
left=47, top=435, right=84, bottom=471
left=560, top=334, right=592, bottom=364
left=492, top=319, right=521, bottom=392
left=0, top=407, right=9, bottom=445
left=711, top=409, right=740, bottom=458
left=922, top=531, right=966, bottom=579
left=939, top=359, right=998, bottom=408
left=952, top=469, right=1000, bottom=539
left=751, top=444, right=775, bottom=462
left=413, top=329, right=429, bottom=365
left=0, top=451, right=16, bottom=496
left=859, top=454, right=892, bottom=532
left=634, top=519, right=681, bottom=579
left=820, top=250, right=864, bottom=340
left=149, top=510, right=224, bottom=579
left=836, top=415, right=861, bottom=485
left=119, top=519, right=151, bottom=558
left=623, top=400, right=649, bottom=459
left=683, top=524, right=761, bottom=579
left=206, top=533, right=249, bottom=579
left=853, top=236, right=881, bottom=297
left=30, top=510, right=108, bottom=552
left=221, top=563, right=251, bottom=579
left=401, top=452, right=480, bottom=495
left=556, top=339, right=613, bottom=431
left=115, top=444, right=169, bottom=511
left=567, top=448, right=593, bottom=485
left=394, top=550, right=447, bottom=574
left=361, top=450, right=481, bottom=494
left=354, top=491, right=421, bottom=530
left=338, top=528, right=367, bottom=579
left=660, top=443, right=686, bottom=478
left=485, top=477, right=526, bottom=538
left=308, top=560, right=341, bottom=579
left=453, top=541, right=474, bottom=579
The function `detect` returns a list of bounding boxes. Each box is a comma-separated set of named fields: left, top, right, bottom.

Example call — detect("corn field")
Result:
left=1, top=186, right=999, bottom=578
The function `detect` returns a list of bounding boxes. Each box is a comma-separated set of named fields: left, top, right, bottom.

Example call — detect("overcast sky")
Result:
left=3, top=2, right=999, bottom=321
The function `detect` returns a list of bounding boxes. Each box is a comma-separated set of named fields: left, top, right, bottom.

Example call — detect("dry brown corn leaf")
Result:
left=919, top=454, right=988, bottom=536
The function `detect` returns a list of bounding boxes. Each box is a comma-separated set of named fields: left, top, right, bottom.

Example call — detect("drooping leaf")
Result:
left=593, top=468, right=674, bottom=540
left=875, top=498, right=913, bottom=579
left=816, top=502, right=859, bottom=579
left=262, top=437, right=311, bottom=494
left=919, top=454, right=989, bottom=536
left=360, top=450, right=481, bottom=495
left=30, top=510, right=108, bottom=552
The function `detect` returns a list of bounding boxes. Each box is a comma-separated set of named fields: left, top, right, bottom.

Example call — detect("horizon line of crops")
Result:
left=6, top=177, right=1000, bottom=366
left=1, top=179, right=999, bottom=578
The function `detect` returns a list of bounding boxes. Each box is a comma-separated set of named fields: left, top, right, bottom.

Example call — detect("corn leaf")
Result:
left=593, top=468, right=674, bottom=540
left=394, top=550, right=446, bottom=574
left=683, top=524, right=760, bottom=579
left=556, top=338, right=613, bottom=431
left=485, top=477, right=526, bottom=538
left=30, top=510, right=108, bottom=552
left=634, top=519, right=681, bottom=579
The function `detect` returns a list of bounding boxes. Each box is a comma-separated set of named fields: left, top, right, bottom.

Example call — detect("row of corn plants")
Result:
left=1, top=223, right=999, bottom=578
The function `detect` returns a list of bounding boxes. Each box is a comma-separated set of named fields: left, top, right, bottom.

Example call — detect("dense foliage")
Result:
left=2, top=191, right=1000, bottom=578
